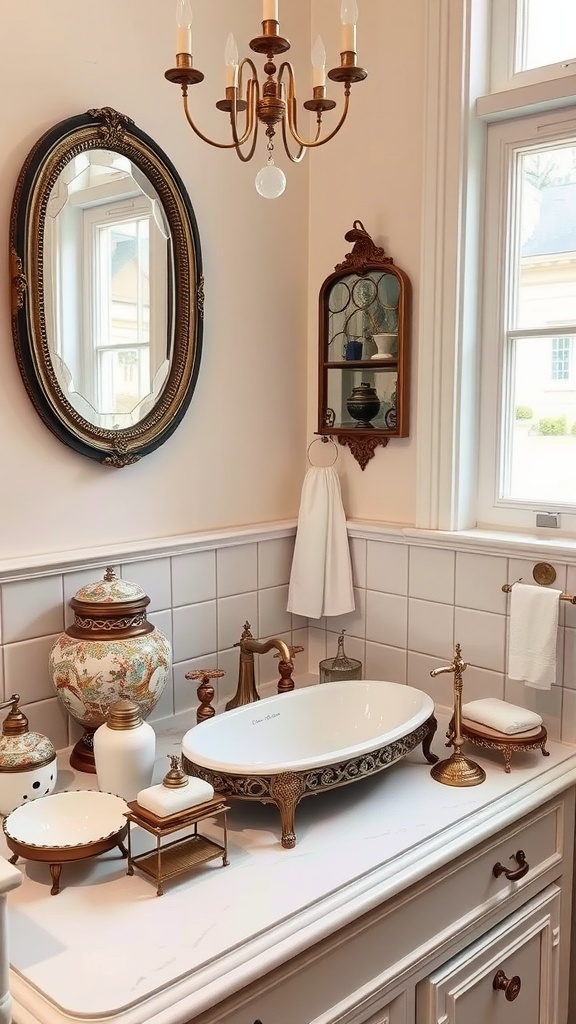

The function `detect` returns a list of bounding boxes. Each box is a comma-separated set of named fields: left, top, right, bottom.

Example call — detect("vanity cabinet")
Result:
left=191, top=791, right=574, bottom=1024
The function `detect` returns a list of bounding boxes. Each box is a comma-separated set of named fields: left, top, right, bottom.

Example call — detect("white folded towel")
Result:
left=462, top=697, right=543, bottom=735
left=287, top=466, right=355, bottom=620
left=507, top=582, right=561, bottom=689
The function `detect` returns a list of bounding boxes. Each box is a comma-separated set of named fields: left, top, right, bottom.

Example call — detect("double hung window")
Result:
left=477, top=0, right=576, bottom=530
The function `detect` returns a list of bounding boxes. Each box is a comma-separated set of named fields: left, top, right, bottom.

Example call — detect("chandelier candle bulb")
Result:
left=312, top=35, right=327, bottom=88
left=224, top=33, right=239, bottom=88
left=175, top=0, right=192, bottom=55
left=263, top=0, right=279, bottom=23
left=341, top=0, right=358, bottom=54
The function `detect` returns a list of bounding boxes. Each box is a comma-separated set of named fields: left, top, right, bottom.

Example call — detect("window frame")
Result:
left=416, top=0, right=576, bottom=536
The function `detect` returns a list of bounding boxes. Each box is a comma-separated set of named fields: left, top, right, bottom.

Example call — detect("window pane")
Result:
left=504, top=334, right=576, bottom=502
left=517, top=0, right=576, bottom=73
left=515, top=143, right=576, bottom=331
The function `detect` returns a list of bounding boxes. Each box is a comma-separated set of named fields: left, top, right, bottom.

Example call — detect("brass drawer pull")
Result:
left=493, top=969, right=522, bottom=1001
left=492, top=849, right=529, bottom=881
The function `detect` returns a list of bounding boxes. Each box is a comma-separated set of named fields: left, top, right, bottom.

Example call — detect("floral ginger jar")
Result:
left=49, top=567, right=170, bottom=773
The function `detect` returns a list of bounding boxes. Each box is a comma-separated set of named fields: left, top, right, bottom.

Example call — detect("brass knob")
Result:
left=493, top=849, right=529, bottom=881
left=493, top=969, right=521, bottom=1001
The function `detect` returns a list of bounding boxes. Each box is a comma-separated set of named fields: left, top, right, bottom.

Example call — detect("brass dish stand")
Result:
left=125, top=797, right=229, bottom=896
left=460, top=719, right=549, bottom=774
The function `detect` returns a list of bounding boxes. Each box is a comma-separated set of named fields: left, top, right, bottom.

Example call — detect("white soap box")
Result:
left=136, top=777, right=214, bottom=817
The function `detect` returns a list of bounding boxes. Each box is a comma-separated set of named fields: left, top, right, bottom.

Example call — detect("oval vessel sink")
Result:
left=182, top=680, right=438, bottom=849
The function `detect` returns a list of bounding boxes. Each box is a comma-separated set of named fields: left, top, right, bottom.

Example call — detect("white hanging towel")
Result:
left=507, top=582, right=561, bottom=689
left=287, top=466, right=355, bottom=619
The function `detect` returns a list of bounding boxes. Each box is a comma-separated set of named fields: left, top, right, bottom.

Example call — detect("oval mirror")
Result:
left=10, top=107, right=203, bottom=466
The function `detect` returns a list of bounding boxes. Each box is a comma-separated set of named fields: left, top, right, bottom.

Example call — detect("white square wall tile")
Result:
left=217, top=592, right=258, bottom=652
left=366, top=591, right=408, bottom=649
left=366, top=541, right=408, bottom=596
left=455, top=552, right=508, bottom=614
left=259, top=586, right=292, bottom=640
left=409, top=546, right=455, bottom=604
left=258, top=537, right=295, bottom=590
left=307, top=628, right=327, bottom=674
left=561, top=625, right=576, bottom=689
left=350, top=538, right=367, bottom=589
left=120, top=558, right=171, bottom=612
left=2, top=576, right=64, bottom=644
left=563, top=565, right=576, bottom=627
left=217, top=544, right=257, bottom=598
left=171, top=551, right=216, bottom=608
left=4, top=635, right=60, bottom=705
left=172, top=601, right=217, bottom=663
left=408, top=599, right=454, bottom=660
left=365, top=642, right=407, bottom=684
left=454, top=607, right=506, bottom=673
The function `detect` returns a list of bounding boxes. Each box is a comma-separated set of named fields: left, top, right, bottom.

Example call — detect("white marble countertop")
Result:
left=3, top=708, right=576, bottom=1024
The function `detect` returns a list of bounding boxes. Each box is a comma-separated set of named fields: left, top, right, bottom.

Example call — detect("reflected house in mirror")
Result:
left=10, top=107, right=203, bottom=467
left=317, top=221, right=410, bottom=469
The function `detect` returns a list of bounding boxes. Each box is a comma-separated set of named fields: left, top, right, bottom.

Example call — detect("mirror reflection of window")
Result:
left=44, top=150, right=170, bottom=430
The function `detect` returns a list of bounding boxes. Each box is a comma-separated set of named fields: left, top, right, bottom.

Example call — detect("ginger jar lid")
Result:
left=73, top=567, right=146, bottom=606
left=0, top=695, right=56, bottom=773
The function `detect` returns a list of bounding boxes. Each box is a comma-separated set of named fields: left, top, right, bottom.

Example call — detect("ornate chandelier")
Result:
left=165, top=1, right=367, bottom=198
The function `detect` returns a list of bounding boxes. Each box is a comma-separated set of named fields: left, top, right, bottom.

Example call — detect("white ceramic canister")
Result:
left=49, top=567, right=171, bottom=773
left=93, top=699, right=156, bottom=802
left=0, top=695, right=57, bottom=815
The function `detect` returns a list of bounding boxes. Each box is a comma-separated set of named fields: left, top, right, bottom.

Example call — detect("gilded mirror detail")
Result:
left=317, top=221, right=410, bottom=469
left=10, top=107, right=203, bottom=466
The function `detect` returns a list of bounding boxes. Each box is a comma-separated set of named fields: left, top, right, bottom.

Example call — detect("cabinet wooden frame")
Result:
left=317, top=221, right=411, bottom=470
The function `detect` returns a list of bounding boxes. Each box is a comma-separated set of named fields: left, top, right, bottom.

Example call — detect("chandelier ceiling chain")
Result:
left=164, top=0, right=368, bottom=197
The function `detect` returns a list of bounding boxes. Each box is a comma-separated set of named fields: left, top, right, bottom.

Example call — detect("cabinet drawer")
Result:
left=416, top=885, right=560, bottom=1024
left=194, top=798, right=567, bottom=1024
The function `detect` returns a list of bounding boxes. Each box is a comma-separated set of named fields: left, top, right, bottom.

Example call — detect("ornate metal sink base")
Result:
left=182, top=714, right=438, bottom=849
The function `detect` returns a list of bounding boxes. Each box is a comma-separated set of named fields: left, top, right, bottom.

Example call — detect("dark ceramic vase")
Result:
left=346, top=382, right=381, bottom=428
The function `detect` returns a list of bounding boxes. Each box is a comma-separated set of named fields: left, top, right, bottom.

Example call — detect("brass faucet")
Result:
left=429, top=643, right=486, bottom=787
left=225, top=622, right=292, bottom=710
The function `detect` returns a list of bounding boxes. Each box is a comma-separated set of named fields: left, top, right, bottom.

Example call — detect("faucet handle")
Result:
left=185, top=668, right=225, bottom=724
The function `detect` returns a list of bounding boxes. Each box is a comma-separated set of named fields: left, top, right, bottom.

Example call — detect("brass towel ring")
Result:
left=307, top=436, right=338, bottom=467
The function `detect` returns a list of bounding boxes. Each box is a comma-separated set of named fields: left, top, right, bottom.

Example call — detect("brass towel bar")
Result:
left=501, top=560, right=576, bottom=604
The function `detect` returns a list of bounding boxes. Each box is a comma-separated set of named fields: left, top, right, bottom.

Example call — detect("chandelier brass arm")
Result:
left=164, top=2, right=368, bottom=195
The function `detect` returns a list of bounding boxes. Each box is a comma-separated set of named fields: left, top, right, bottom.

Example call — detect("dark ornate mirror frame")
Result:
left=10, top=107, right=204, bottom=467
left=317, top=221, right=410, bottom=470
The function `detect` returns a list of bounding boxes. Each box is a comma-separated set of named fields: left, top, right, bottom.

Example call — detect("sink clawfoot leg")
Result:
left=422, top=715, right=439, bottom=765
left=270, top=772, right=305, bottom=849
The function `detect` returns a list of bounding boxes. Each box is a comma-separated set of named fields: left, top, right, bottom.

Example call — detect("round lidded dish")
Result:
left=49, top=567, right=170, bottom=773
left=0, top=695, right=57, bottom=815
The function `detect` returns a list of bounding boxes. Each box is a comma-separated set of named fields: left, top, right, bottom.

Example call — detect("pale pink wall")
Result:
left=0, top=1, right=309, bottom=559
left=308, top=1, right=425, bottom=524
left=0, top=2, right=425, bottom=561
